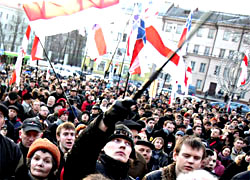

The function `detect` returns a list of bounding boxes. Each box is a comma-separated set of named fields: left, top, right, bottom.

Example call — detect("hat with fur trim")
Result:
left=27, top=138, right=60, bottom=168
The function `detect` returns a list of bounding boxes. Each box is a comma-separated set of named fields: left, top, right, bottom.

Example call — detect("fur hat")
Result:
left=27, top=138, right=60, bottom=168
left=8, top=91, right=18, bottom=100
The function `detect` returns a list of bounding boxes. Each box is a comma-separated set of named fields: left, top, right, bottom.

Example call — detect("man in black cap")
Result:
left=90, top=105, right=102, bottom=122
left=22, top=92, right=32, bottom=114
left=0, top=103, right=23, bottom=179
left=18, top=117, right=43, bottom=164
left=68, top=87, right=81, bottom=109
left=3, top=91, right=25, bottom=121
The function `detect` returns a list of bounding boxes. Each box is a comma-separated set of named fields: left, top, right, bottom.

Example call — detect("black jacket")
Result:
left=150, top=150, right=169, bottom=171
left=0, top=134, right=23, bottom=180
left=231, top=171, right=250, bottom=180
left=64, top=115, right=134, bottom=180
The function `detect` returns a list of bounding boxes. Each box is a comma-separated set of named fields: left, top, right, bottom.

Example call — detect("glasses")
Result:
left=114, top=129, right=133, bottom=139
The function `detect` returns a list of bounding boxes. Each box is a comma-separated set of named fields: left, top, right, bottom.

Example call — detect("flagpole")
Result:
left=123, top=72, right=130, bottom=98
left=116, top=44, right=127, bottom=91
left=104, top=4, right=136, bottom=79
left=37, top=38, right=78, bottom=120
left=131, top=11, right=213, bottom=101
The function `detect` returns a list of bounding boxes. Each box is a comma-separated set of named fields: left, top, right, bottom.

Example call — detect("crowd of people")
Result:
left=0, top=67, right=250, bottom=180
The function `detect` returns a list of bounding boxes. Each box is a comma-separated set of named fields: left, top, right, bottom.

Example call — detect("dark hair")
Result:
left=193, top=125, right=202, bottom=131
left=174, top=135, right=206, bottom=160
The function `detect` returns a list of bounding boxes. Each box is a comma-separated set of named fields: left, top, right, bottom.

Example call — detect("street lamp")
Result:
left=217, top=51, right=250, bottom=104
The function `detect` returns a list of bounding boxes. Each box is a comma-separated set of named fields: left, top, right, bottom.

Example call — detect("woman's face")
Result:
left=30, top=150, right=53, bottom=178
left=222, top=148, right=231, bottom=157
left=154, top=139, right=163, bottom=150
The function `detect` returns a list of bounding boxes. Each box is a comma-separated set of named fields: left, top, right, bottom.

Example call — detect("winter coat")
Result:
left=143, top=162, right=177, bottom=180
left=150, top=149, right=169, bottom=171
left=218, top=152, right=233, bottom=168
left=220, top=154, right=249, bottom=180
left=153, top=129, right=175, bottom=154
left=0, top=134, right=23, bottom=180
left=15, top=167, right=58, bottom=180
left=128, top=151, right=148, bottom=179
left=63, top=115, right=133, bottom=180
left=231, top=171, right=250, bottom=180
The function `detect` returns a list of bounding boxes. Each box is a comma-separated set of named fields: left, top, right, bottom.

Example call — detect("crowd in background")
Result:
left=0, top=66, right=250, bottom=180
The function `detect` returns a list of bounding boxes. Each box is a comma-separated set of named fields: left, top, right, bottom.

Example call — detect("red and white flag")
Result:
left=9, top=25, right=31, bottom=86
left=23, top=0, right=119, bottom=37
left=31, top=35, right=44, bottom=61
left=237, top=53, right=248, bottom=87
left=184, top=62, right=192, bottom=95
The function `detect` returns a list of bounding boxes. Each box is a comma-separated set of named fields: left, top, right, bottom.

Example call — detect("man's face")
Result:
left=33, top=102, right=41, bottom=111
left=47, top=98, right=55, bottom=107
left=183, top=118, right=190, bottom=126
left=234, top=140, right=243, bottom=151
left=81, top=113, right=89, bottom=122
left=175, top=119, right=182, bottom=125
left=231, top=120, right=238, bottom=127
left=39, top=106, right=49, bottom=117
left=211, top=128, right=220, bottom=138
left=165, top=123, right=175, bottom=133
left=205, top=152, right=217, bottom=171
left=135, top=145, right=152, bottom=163
left=0, top=111, right=5, bottom=128
left=56, top=86, right=63, bottom=94
left=147, top=120, right=155, bottom=129
left=193, top=127, right=202, bottom=137
left=173, top=144, right=204, bottom=175
left=103, top=138, right=132, bottom=163
left=57, top=128, right=75, bottom=152
left=204, top=124, right=212, bottom=131
left=8, top=109, right=17, bottom=119
left=138, top=109, right=145, bottom=116
left=20, top=130, right=42, bottom=148
left=60, top=114, right=69, bottom=122
left=91, top=109, right=99, bottom=115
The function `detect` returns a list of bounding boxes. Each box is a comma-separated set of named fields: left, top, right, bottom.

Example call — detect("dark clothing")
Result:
left=208, top=137, right=223, bottom=153
left=153, top=129, right=175, bottom=154
left=143, top=162, right=176, bottom=180
left=231, top=171, right=250, bottom=180
left=64, top=115, right=133, bottom=180
left=15, top=167, right=58, bottom=180
left=81, top=100, right=95, bottom=112
left=151, top=150, right=169, bottom=171
left=217, top=152, right=233, bottom=168
left=18, top=142, right=29, bottom=165
left=0, top=134, right=23, bottom=180
left=128, top=152, right=148, bottom=180
left=3, top=101, right=25, bottom=121
left=220, top=158, right=249, bottom=180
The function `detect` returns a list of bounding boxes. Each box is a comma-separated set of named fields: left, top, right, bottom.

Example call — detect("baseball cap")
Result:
left=175, top=130, right=185, bottom=136
left=22, top=118, right=43, bottom=132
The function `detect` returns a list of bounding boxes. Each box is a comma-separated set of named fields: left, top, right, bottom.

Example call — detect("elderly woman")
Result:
left=16, top=138, right=60, bottom=180
left=150, top=137, right=169, bottom=171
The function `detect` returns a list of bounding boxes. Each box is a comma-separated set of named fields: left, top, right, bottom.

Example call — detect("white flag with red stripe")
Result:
left=184, top=62, right=192, bottom=95
left=31, top=35, right=44, bottom=61
left=237, top=53, right=248, bottom=87
left=9, top=25, right=31, bottom=86
left=23, top=0, right=120, bottom=37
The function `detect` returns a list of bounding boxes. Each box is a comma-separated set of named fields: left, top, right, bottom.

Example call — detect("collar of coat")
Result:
left=161, top=162, right=176, bottom=180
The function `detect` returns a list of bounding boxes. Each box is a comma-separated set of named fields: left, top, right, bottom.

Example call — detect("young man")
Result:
left=230, top=137, right=245, bottom=161
left=143, top=135, right=206, bottom=180
left=56, top=122, right=76, bottom=178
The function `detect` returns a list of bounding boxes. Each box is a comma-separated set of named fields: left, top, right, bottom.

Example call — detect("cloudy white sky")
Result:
left=168, top=0, right=250, bottom=16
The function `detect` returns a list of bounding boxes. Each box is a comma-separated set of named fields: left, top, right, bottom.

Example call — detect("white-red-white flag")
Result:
left=23, top=0, right=119, bottom=37
left=184, top=62, right=192, bottom=95
left=237, top=53, right=248, bottom=87
left=31, top=35, right=44, bottom=61
left=9, top=25, right=31, bottom=86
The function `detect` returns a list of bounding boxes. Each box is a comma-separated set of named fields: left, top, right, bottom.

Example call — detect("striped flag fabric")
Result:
left=9, top=25, right=31, bottom=85
left=184, top=62, right=192, bottom=95
left=237, top=53, right=248, bottom=87
left=23, top=0, right=119, bottom=37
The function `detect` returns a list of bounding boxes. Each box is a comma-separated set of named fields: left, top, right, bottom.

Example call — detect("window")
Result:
left=115, top=32, right=122, bottom=41
left=229, top=50, right=234, bottom=59
left=12, top=15, right=15, bottom=20
left=193, top=45, right=199, bottom=54
left=204, top=47, right=210, bottom=56
left=97, top=61, right=105, bottom=71
left=232, top=33, right=240, bottom=42
left=4, top=24, right=7, bottom=29
left=8, top=35, right=11, bottom=41
left=196, top=28, right=203, bottom=37
left=191, top=61, right=195, bottom=71
left=196, top=80, right=202, bottom=89
left=223, top=30, right=231, bottom=41
left=122, top=33, right=127, bottom=42
left=219, top=49, right=225, bottom=58
left=214, top=65, right=220, bottom=75
left=176, top=24, right=183, bottom=34
left=208, top=29, right=215, bottom=39
left=6, top=14, right=8, bottom=19
left=117, top=48, right=123, bottom=56
left=165, top=23, right=173, bottom=32
left=122, top=65, right=129, bottom=75
left=0, top=12, right=2, bottom=18
left=223, top=67, right=229, bottom=77
left=199, top=63, right=206, bottom=73
left=9, top=25, right=12, bottom=30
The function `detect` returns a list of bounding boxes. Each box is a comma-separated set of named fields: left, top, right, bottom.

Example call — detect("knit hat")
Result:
left=107, top=124, right=135, bottom=158
left=58, top=108, right=69, bottom=117
left=27, top=138, right=60, bottom=168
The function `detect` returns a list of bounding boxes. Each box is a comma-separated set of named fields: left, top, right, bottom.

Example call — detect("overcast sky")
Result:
left=168, top=0, right=250, bottom=16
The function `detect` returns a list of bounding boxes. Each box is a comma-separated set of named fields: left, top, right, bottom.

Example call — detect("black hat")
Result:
left=135, top=140, right=154, bottom=150
left=22, top=118, right=43, bottom=132
left=92, top=105, right=100, bottom=110
left=107, top=124, right=135, bottom=158
left=30, top=78, right=36, bottom=83
left=0, top=103, right=8, bottom=117
left=23, top=93, right=32, bottom=100
left=52, top=103, right=63, bottom=109
left=117, top=119, right=144, bottom=132
left=8, top=92, right=18, bottom=100
left=8, top=105, right=19, bottom=113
